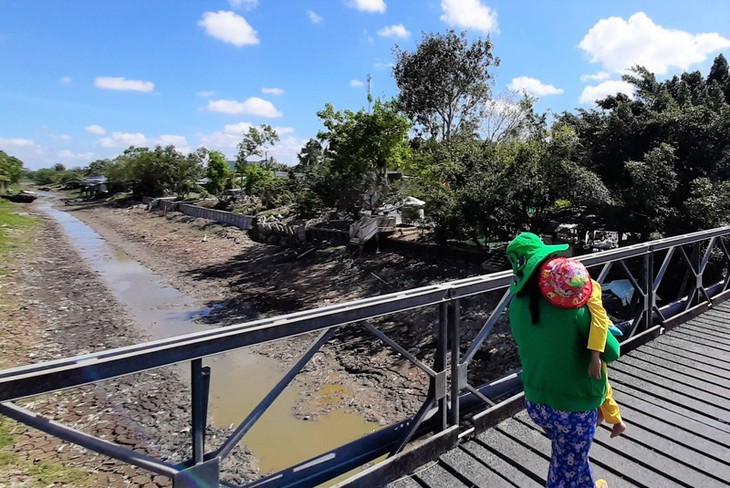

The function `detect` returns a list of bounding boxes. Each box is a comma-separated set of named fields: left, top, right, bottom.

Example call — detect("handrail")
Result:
left=2, top=226, right=730, bottom=487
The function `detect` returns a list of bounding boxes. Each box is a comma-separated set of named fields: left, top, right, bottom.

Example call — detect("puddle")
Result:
left=36, top=197, right=378, bottom=477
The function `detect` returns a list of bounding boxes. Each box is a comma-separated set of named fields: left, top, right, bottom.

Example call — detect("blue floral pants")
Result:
left=526, top=400, right=598, bottom=488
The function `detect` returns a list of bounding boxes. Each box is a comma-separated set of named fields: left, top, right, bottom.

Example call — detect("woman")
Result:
left=506, top=232, right=620, bottom=488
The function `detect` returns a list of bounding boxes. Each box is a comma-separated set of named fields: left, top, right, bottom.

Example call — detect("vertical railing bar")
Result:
left=644, top=252, right=654, bottom=332
left=694, top=242, right=703, bottom=307
left=210, top=328, right=333, bottom=460
left=462, top=289, right=511, bottom=363
left=717, top=238, right=730, bottom=291
left=437, top=303, right=448, bottom=431
left=191, top=359, right=210, bottom=465
left=449, top=298, right=461, bottom=426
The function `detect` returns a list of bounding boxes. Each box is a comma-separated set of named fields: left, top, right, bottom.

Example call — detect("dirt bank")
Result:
left=0, top=204, right=256, bottom=487
left=0, top=195, right=520, bottom=486
left=66, top=199, right=519, bottom=423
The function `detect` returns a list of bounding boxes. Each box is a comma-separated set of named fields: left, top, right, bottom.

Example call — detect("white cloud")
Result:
left=350, top=79, right=365, bottom=87
left=440, top=0, right=498, bottom=33
left=156, top=135, right=189, bottom=148
left=51, top=134, right=72, bottom=141
left=58, top=149, right=93, bottom=160
left=262, top=87, right=284, bottom=96
left=60, top=76, right=72, bottom=85
left=579, top=80, right=635, bottom=104
left=374, top=59, right=394, bottom=70
left=198, top=11, right=259, bottom=47
left=378, top=24, right=410, bottom=39
left=347, top=0, right=386, bottom=14
left=94, top=76, right=155, bottom=93
left=0, top=137, right=35, bottom=148
left=207, top=97, right=282, bottom=117
left=228, top=0, right=258, bottom=10
left=580, top=72, right=611, bottom=82
left=507, top=77, right=564, bottom=97
left=99, top=132, right=148, bottom=148
left=579, top=12, right=730, bottom=75
left=85, top=124, right=107, bottom=135
left=197, top=90, right=216, bottom=98
left=307, top=10, right=323, bottom=24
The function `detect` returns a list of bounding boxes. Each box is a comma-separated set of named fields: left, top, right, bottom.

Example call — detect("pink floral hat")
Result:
left=538, top=257, right=593, bottom=309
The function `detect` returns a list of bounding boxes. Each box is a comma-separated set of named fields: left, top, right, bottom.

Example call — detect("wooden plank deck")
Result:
left=388, top=302, right=730, bottom=488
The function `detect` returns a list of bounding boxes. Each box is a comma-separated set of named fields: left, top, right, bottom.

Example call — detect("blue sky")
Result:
left=2, top=0, right=729, bottom=170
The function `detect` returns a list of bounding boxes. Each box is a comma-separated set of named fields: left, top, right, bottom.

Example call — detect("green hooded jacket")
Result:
left=509, top=295, right=621, bottom=412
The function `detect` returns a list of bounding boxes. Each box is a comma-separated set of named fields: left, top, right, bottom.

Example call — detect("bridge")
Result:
left=1, top=227, right=730, bottom=487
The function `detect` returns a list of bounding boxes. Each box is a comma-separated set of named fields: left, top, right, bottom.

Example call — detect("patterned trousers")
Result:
left=526, top=400, right=598, bottom=488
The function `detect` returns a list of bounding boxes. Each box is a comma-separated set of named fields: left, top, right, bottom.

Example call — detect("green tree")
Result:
left=622, top=144, right=679, bottom=239
left=235, top=125, right=279, bottom=189
left=315, top=99, right=412, bottom=215
left=393, top=30, right=499, bottom=141
left=241, top=162, right=274, bottom=195
left=0, top=151, right=23, bottom=192
left=205, top=150, right=231, bottom=197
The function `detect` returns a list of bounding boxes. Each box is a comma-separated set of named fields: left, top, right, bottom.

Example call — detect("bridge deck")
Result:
left=388, top=303, right=730, bottom=488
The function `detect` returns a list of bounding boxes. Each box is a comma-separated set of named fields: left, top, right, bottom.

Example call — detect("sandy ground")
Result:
left=0, top=195, right=520, bottom=486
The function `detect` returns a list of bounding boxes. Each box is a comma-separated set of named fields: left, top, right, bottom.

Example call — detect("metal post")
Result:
left=694, top=242, right=702, bottom=306
left=191, top=359, right=210, bottom=465
left=436, top=303, right=448, bottom=430
left=448, top=298, right=461, bottom=426
left=644, top=252, right=654, bottom=332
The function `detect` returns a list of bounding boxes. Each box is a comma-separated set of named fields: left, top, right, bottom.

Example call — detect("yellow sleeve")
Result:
left=586, top=280, right=613, bottom=352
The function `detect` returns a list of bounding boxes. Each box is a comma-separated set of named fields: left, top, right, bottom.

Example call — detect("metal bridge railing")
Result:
left=2, top=226, right=730, bottom=487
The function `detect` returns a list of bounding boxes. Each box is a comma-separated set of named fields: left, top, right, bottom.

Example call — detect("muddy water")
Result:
left=39, top=199, right=377, bottom=475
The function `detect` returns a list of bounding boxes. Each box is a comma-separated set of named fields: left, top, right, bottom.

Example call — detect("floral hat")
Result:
left=538, top=257, right=593, bottom=308
left=506, top=232, right=569, bottom=294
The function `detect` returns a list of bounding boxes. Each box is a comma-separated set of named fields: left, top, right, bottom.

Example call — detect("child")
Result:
left=539, top=257, right=627, bottom=438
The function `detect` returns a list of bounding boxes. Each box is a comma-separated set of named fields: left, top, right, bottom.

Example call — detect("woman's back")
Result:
left=510, top=295, right=610, bottom=412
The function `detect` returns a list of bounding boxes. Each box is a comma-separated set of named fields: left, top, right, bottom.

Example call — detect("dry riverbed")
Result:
left=0, top=195, right=520, bottom=486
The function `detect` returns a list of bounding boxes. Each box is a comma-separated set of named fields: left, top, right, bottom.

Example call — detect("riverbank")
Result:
left=0, top=201, right=257, bottom=487
left=0, top=195, right=520, bottom=486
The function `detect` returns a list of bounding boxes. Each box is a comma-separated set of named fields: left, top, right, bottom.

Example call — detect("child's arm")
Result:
left=586, top=280, right=613, bottom=378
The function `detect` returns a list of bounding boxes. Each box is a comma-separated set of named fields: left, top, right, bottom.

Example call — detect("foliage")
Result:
left=0, top=199, right=36, bottom=275
left=0, top=151, right=23, bottom=192
left=241, top=162, right=275, bottom=195
left=559, top=55, right=730, bottom=237
left=235, top=124, right=279, bottom=189
left=393, top=30, right=499, bottom=141
left=314, top=99, right=412, bottom=215
left=205, top=150, right=231, bottom=197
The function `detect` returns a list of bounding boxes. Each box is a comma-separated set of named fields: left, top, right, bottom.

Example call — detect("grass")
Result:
left=0, top=199, right=36, bottom=275
left=0, top=203, right=93, bottom=486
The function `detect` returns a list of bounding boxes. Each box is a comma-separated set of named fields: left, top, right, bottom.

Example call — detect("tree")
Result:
left=296, top=139, right=325, bottom=169
left=315, top=99, right=412, bottom=215
left=480, top=92, right=546, bottom=143
left=0, top=151, right=23, bottom=191
left=393, top=30, right=499, bottom=141
left=235, top=125, right=279, bottom=188
left=205, top=150, right=231, bottom=197
left=622, top=144, right=679, bottom=239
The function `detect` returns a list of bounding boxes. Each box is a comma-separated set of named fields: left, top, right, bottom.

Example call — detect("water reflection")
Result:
left=38, top=197, right=377, bottom=476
